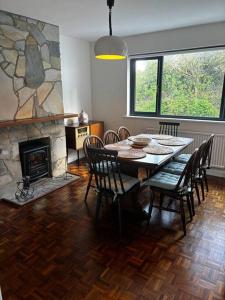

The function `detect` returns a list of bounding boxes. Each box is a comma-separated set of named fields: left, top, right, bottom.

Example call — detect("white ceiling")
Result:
left=0, top=0, right=224, bottom=41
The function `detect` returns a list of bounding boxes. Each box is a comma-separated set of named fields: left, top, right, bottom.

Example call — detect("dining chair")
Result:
left=117, top=126, right=131, bottom=140
left=175, top=134, right=215, bottom=193
left=83, top=135, right=104, bottom=203
left=86, top=147, right=140, bottom=235
left=161, top=141, right=207, bottom=211
left=103, top=130, right=120, bottom=144
left=191, top=140, right=208, bottom=202
left=147, top=149, right=197, bottom=235
left=159, top=121, right=180, bottom=136
left=200, top=134, right=215, bottom=192
left=104, top=129, right=138, bottom=177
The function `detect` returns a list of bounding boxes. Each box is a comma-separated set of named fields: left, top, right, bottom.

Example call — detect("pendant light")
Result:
left=94, top=0, right=128, bottom=60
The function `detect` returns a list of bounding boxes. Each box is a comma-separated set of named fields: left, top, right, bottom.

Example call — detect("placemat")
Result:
left=117, top=140, right=132, bottom=145
left=156, top=138, right=186, bottom=146
left=104, top=144, right=131, bottom=151
left=143, top=145, right=174, bottom=155
left=148, top=134, right=173, bottom=140
left=118, top=149, right=146, bottom=159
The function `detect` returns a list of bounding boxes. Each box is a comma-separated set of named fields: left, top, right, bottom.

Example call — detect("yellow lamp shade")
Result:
left=94, top=36, right=128, bottom=60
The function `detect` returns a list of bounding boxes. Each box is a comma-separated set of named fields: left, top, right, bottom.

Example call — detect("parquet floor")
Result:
left=0, top=161, right=225, bottom=300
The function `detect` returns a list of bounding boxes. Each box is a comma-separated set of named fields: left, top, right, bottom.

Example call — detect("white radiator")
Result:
left=145, top=128, right=225, bottom=169
left=180, top=131, right=225, bottom=169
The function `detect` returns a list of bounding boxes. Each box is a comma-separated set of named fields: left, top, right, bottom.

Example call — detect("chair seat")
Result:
left=174, top=153, right=191, bottom=164
left=161, top=161, right=186, bottom=175
left=103, top=174, right=140, bottom=195
left=148, top=171, right=181, bottom=190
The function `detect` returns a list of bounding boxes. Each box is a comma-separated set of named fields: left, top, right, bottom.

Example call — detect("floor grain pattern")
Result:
left=0, top=161, right=225, bottom=300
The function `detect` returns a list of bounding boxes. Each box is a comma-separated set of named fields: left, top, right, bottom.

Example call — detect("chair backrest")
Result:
left=86, top=147, right=125, bottom=194
left=159, top=121, right=180, bottom=136
left=117, top=126, right=131, bottom=140
left=175, top=148, right=198, bottom=191
left=201, top=134, right=215, bottom=168
left=192, top=140, right=207, bottom=179
left=103, top=130, right=120, bottom=145
left=83, top=135, right=104, bottom=162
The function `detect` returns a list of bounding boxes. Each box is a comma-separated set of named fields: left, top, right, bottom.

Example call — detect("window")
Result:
left=130, top=48, right=225, bottom=120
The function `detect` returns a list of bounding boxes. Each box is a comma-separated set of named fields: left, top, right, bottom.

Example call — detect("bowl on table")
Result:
left=131, top=137, right=151, bottom=147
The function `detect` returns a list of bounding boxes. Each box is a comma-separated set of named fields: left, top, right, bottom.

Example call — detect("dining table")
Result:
left=104, top=134, right=194, bottom=217
left=104, top=134, right=193, bottom=174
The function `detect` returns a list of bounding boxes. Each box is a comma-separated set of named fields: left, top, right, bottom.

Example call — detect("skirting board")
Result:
left=208, top=167, right=225, bottom=178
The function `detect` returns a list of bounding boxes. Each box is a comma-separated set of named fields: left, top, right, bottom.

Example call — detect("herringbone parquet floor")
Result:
left=0, top=161, right=225, bottom=300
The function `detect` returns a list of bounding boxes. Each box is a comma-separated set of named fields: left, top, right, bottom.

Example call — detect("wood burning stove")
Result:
left=19, top=138, right=51, bottom=182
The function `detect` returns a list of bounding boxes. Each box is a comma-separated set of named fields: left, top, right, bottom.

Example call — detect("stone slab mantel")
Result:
left=0, top=113, right=78, bottom=128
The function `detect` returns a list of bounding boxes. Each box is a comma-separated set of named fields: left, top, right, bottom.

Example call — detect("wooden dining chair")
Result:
left=200, top=134, right=215, bottom=192
left=175, top=134, right=215, bottom=194
left=117, top=126, right=131, bottom=140
left=159, top=121, right=180, bottom=136
left=86, top=147, right=140, bottom=235
left=161, top=141, right=207, bottom=211
left=147, top=149, right=197, bottom=235
left=103, top=130, right=120, bottom=145
left=83, top=135, right=104, bottom=203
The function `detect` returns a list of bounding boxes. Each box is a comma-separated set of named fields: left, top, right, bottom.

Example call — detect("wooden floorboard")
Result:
left=0, top=161, right=225, bottom=300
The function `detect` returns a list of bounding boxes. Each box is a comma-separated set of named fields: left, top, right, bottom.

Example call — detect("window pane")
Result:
left=134, top=59, right=158, bottom=113
left=161, top=50, right=225, bottom=118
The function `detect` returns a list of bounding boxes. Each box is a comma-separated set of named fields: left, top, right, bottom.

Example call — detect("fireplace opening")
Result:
left=19, top=137, right=52, bottom=182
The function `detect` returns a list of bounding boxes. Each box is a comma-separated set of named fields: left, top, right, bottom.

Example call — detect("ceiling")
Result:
left=0, top=0, right=224, bottom=41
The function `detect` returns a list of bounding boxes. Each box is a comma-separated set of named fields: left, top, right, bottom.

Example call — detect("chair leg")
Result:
left=180, top=198, right=186, bottom=236
left=159, top=193, right=164, bottom=211
left=147, top=189, right=154, bottom=226
left=145, top=168, right=149, bottom=179
left=95, top=192, right=102, bottom=223
left=186, top=194, right=192, bottom=222
left=84, top=173, right=93, bottom=203
left=203, top=169, right=209, bottom=192
left=195, top=182, right=201, bottom=205
left=117, top=197, right=122, bottom=236
left=200, top=179, right=205, bottom=201
left=190, top=192, right=195, bottom=216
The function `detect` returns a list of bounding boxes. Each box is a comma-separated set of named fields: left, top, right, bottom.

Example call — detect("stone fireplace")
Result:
left=0, top=10, right=64, bottom=120
left=0, top=121, right=67, bottom=200
left=0, top=10, right=73, bottom=202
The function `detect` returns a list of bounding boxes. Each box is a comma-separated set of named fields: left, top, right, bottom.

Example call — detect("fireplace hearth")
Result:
left=19, top=138, right=52, bottom=182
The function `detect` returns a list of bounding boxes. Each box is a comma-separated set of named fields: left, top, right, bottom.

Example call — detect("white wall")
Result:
left=60, top=34, right=92, bottom=162
left=60, top=34, right=92, bottom=120
left=91, top=22, right=225, bottom=136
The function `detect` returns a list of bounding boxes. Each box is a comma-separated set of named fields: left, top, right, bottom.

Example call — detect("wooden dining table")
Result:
left=105, top=134, right=193, bottom=173
left=104, top=134, right=194, bottom=218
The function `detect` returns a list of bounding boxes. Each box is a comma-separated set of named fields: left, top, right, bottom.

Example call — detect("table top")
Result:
left=114, top=136, right=193, bottom=169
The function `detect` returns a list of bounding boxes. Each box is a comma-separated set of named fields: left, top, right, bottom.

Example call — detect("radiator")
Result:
left=145, top=128, right=225, bottom=169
